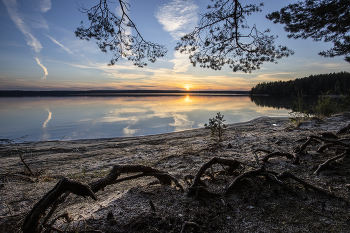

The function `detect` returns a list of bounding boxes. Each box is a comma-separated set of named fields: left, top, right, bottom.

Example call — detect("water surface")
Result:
left=0, top=96, right=290, bottom=143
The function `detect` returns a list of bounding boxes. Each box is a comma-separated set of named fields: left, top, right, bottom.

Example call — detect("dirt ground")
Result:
left=1, top=115, right=350, bottom=232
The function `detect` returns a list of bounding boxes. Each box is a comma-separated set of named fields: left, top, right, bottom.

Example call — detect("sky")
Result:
left=0, top=0, right=349, bottom=91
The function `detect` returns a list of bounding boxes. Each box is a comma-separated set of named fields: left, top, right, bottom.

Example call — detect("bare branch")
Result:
left=75, top=0, right=167, bottom=67
left=175, top=1, right=293, bottom=72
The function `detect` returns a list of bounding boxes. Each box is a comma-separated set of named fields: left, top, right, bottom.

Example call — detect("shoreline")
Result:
left=2, top=114, right=350, bottom=232
left=1, top=116, right=283, bottom=145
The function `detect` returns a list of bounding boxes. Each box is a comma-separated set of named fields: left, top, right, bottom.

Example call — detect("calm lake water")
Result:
left=0, top=96, right=291, bottom=143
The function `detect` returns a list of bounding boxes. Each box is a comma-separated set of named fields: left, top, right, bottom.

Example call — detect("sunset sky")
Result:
left=1, top=0, right=349, bottom=91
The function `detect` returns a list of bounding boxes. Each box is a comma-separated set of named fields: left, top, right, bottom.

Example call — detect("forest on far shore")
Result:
left=250, top=71, right=350, bottom=96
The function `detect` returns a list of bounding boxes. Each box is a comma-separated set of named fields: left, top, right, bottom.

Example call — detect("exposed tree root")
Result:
left=296, top=135, right=350, bottom=154
left=275, top=172, right=344, bottom=201
left=88, top=164, right=183, bottom=193
left=321, top=132, right=338, bottom=139
left=180, top=221, right=201, bottom=233
left=11, top=173, right=37, bottom=183
left=317, top=141, right=350, bottom=152
left=337, top=123, right=350, bottom=135
left=225, top=166, right=266, bottom=195
left=314, top=149, right=350, bottom=175
left=254, top=149, right=300, bottom=164
left=23, top=178, right=96, bottom=233
left=186, top=156, right=341, bottom=202
left=188, top=157, right=240, bottom=196
left=19, top=152, right=35, bottom=177
left=45, top=212, right=73, bottom=233
left=293, top=127, right=350, bottom=179
left=22, top=165, right=183, bottom=233
left=296, top=136, right=321, bottom=153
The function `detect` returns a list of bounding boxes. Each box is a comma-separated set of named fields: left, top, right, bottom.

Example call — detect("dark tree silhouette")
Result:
left=267, top=0, right=350, bottom=62
left=75, top=0, right=167, bottom=67
left=75, top=0, right=293, bottom=72
left=250, top=71, right=350, bottom=96
left=175, top=0, right=294, bottom=73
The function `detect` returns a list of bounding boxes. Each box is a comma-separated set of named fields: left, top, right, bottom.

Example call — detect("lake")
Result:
left=0, top=95, right=291, bottom=143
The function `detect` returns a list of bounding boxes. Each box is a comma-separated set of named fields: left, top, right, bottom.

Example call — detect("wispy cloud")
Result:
left=46, top=35, right=73, bottom=54
left=38, top=0, right=51, bottom=12
left=34, top=57, right=48, bottom=79
left=156, top=0, right=198, bottom=40
left=3, top=0, right=43, bottom=52
left=170, top=51, right=191, bottom=73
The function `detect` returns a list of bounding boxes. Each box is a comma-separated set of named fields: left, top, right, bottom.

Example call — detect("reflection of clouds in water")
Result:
left=123, top=126, right=139, bottom=137
left=42, top=108, right=52, bottom=140
left=42, top=108, right=52, bottom=128
left=75, top=97, right=256, bottom=135
left=169, top=114, right=194, bottom=131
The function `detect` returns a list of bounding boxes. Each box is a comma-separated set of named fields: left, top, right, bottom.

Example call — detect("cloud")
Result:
left=170, top=51, right=191, bottom=73
left=3, top=0, right=43, bottom=52
left=38, top=0, right=51, bottom=12
left=46, top=35, right=73, bottom=54
left=34, top=57, right=48, bottom=79
left=156, top=0, right=198, bottom=40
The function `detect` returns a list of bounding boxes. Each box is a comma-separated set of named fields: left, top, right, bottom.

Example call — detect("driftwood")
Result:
left=22, top=165, right=183, bottom=233
left=314, top=149, right=350, bottom=175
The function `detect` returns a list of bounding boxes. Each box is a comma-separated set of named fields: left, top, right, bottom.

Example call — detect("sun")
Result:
left=184, top=85, right=191, bottom=91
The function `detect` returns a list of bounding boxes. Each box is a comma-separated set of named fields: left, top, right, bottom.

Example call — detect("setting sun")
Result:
left=184, top=85, right=192, bottom=91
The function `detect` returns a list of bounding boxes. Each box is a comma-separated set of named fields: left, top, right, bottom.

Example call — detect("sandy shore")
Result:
left=1, top=115, right=350, bottom=232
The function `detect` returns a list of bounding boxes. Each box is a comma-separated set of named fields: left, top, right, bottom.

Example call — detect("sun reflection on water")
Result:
left=184, top=95, right=192, bottom=103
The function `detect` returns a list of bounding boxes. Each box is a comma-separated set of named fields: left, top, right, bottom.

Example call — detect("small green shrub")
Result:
left=204, top=112, right=227, bottom=142
left=313, top=91, right=339, bottom=117
left=289, top=92, right=311, bottom=124
left=340, top=90, right=350, bottom=112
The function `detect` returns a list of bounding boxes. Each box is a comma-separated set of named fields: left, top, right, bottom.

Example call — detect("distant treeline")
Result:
left=250, top=71, right=350, bottom=96
left=0, top=90, right=250, bottom=97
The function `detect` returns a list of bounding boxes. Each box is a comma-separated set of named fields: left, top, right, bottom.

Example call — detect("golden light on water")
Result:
left=184, top=95, right=192, bottom=103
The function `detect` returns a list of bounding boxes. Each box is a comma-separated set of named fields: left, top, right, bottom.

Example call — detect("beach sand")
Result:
left=1, top=115, right=350, bottom=232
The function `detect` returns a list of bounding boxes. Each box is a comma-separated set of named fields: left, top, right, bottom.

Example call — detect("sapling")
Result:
left=204, top=112, right=227, bottom=142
